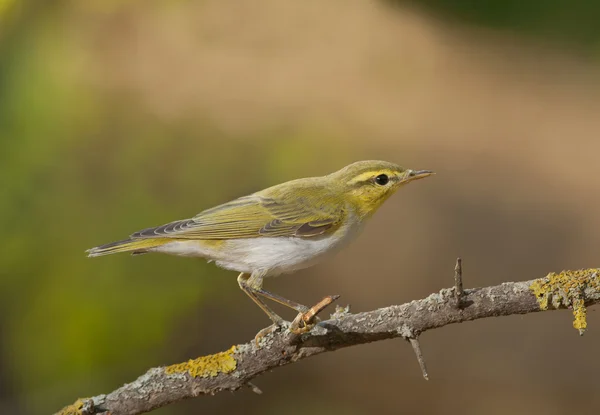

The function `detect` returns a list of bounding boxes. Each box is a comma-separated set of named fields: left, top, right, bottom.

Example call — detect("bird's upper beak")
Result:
left=401, top=169, right=434, bottom=183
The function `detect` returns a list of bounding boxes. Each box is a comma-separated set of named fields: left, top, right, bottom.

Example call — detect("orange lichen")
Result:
left=530, top=268, right=600, bottom=335
left=165, top=346, right=237, bottom=378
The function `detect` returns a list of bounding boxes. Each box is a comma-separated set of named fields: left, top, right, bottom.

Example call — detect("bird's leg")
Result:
left=249, top=283, right=318, bottom=334
left=237, top=272, right=284, bottom=324
left=251, top=287, right=311, bottom=314
left=238, top=272, right=287, bottom=343
left=245, top=272, right=311, bottom=314
left=238, top=272, right=315, bottom=342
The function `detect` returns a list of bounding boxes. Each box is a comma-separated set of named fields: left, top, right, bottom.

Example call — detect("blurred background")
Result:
left=2, top=0, right=600, bottom=414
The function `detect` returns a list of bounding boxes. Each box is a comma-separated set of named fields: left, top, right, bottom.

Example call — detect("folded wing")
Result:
left=130, top=194, right=345, bottom=240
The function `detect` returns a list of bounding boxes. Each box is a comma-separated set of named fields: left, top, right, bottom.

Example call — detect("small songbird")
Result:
left=87, top=160, right=433, bottom=338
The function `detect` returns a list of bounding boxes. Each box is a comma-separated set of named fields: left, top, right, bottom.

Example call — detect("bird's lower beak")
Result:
left=402, top=170, right=434, bottom=183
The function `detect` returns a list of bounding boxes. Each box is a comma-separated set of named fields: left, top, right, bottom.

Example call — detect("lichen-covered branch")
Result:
left=57, top=268, right=600, bottom=415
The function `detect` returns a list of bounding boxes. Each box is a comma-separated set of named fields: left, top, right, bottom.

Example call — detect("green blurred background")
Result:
left=2, top=1, right=600, bottom=414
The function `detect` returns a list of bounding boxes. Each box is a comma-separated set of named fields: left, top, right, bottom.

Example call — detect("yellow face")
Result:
left=331, top=160, right=433, bottom=217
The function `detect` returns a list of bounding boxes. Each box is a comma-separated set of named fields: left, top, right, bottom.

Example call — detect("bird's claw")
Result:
left=289, top=313, right=319, bottom=334
left=289, top=294, right=340, bottom=335
left=254, top=295, right=341, bottom=345
left=254, top=320, right=288, bottom=345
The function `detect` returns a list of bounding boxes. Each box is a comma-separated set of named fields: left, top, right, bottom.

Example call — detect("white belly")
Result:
left=216, top=235, right=344, bottom=275
left=154, top=218, right=362, bottom=276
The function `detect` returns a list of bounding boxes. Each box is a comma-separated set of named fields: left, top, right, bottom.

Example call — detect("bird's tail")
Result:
left=86, top=238, right=167, bottom=257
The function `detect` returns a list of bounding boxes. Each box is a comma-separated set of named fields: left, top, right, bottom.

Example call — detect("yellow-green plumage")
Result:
left=88, top=161, right=431, bottom=256
left=88, top=238, right=168, bottom=256
left=87, top=160, right=433, bottom=332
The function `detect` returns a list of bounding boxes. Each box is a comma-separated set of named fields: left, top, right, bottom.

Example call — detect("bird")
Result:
left=87, top=160, right=433, bottom=338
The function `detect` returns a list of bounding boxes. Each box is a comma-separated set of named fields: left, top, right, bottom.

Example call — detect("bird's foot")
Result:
left=254, top=295, right=341, bottom=344
left=289, top=304, right=316, bottom=334
left=289, top=294, right=341, bottom=334
left=289, top=313, right=318, bottom=334
left=254, top=320, right=289, bottom=346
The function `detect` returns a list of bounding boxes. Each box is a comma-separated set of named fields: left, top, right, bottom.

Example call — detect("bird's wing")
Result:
left=130, top=194, right=345, bottom=240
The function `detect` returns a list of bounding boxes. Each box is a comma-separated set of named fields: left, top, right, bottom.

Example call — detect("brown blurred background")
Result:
left=2, top=1, right=600, bottom=414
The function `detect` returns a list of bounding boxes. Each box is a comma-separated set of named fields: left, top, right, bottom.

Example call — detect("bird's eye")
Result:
left=375, top=174, right=389, bottom=186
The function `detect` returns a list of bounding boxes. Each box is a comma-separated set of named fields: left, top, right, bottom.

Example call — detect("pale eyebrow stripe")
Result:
left=347, top=172, right=376, bottom=185
left=347, top=170, right=395, bottom=185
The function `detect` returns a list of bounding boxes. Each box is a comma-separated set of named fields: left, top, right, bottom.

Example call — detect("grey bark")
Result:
left=56, top=274, right=600, bottom=415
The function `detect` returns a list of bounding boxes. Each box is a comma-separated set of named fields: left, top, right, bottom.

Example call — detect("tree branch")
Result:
left=57, top=267, right=600, bottom=415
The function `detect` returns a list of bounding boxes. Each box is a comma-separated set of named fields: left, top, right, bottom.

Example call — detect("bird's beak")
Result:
left=401, top=170, right=434, bottom=183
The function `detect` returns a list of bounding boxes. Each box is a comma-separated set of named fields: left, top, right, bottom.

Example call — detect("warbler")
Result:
left=87, top=160, right=433, bottom=337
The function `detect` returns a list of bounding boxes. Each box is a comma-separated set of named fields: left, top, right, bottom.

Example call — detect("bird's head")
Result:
left=329, top=160, right=433, bottom=217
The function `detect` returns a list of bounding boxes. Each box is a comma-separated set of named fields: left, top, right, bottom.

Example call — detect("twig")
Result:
left=246, top=382, right=263, bottom=395
left=56, top=268, right=600, bottom=415
left=408, top=337, right=429, bottom=380
left=454, top=257, right=464, bottom=307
